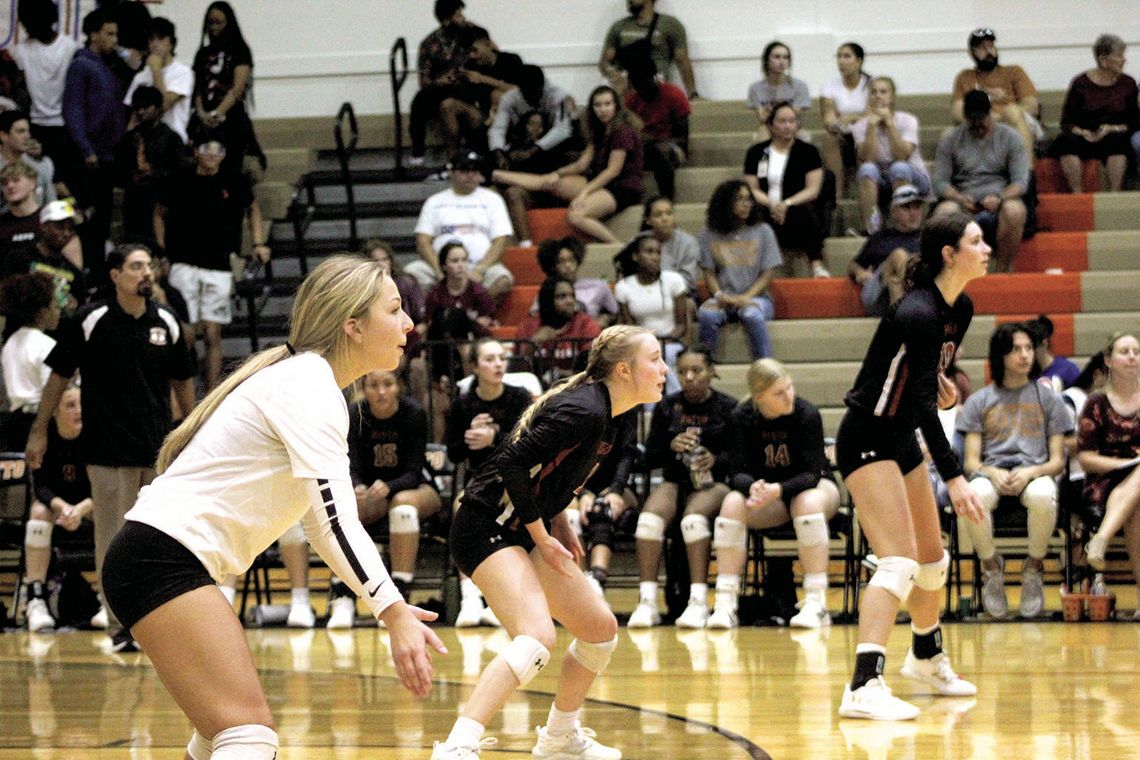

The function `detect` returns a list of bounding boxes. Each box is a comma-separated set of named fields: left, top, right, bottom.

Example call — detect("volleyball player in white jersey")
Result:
left=101, top=255, right=446, bottom=760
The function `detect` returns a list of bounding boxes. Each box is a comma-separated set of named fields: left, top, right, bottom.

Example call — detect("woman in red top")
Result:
left=493, top=85, right=643, bottom=243
left=517, top=276, right=601, bottom=382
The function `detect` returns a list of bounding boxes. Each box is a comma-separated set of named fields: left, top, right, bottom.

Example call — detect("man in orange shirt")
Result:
left=951, top=28, right=1041, bottom=165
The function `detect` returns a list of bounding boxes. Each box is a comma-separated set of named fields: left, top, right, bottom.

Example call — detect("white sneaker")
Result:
left=812, top=262, right=832, bottom=278
left=900, top=650, right=977, bottom=696
left=627, top=601, right=661, bottom=628
left=287, top=604, right=316, bottom=628
left=839, top=677, right=920, bottom=721
left=674, top=601, right=708, bottom=629
left=90, top=606, right=109, bottom=630
left=479, top=605, right=502, bottom=627
left=407, top=155, right=427, bottom=168
left=585, top=573, right=605, bottom=599
left=705, top=607, right=738, bottom=630
left=326, top=597, right=356, bottom=629
left=455, top=597, right=484, bottom=628
left=1086, top=532, right=1107, bottom=571
left=430, top=737, right=497, bottom=759
left=532, top=722, right=621, bottom=759
left=1019, top=565, right=1045, bottom=619
left=26, top=598, right=54, bottom=633
left=789, top=596, right=831, bottom=629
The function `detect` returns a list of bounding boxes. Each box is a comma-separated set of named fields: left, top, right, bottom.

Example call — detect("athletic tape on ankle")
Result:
left=712, top=516, right=747, bottom=550
left=634, top=511, right=666, bottom=542
left=680, top=513, right=711, bottom=544
left=868, top=555, right=919, bottom=601
left=914, top=550, right=949, bottom=591
left=277, top=521, right=305, bottom=546
left=792, top=513, right=828, bottom=548
left=500, top=634, right=549, bottom=686
left=568, top=635, right=618, bottom=673
left=388, top=504, right=420, bottom=534
left=24, top=519, right=52, bottom=548
left=186, top=730, right=211, bottom=760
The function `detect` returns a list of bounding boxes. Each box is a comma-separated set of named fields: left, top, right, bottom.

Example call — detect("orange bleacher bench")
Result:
left=1034, top=158, right=1101, bottom=195
left=497, top=285, right=538, bottom=326
left=502, top=246, right=543, bottom=285
left=965, top=272, right=1081, bottom=314
left=1035, top=193, right=1094, bottom=233
left=1016, top=232, right=1088, bottom=273
left=526, top=209, right=577, bottom=244
left=768, top=278, right=864, bottom=319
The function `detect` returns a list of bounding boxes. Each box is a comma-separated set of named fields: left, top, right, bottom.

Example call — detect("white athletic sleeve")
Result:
left=300, top=477, right=404, bottom=617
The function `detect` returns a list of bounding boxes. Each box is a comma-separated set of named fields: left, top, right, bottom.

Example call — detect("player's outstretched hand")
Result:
left=381, top=601, right=448, bottom=698
left=946, top=476, right=986, bottom=525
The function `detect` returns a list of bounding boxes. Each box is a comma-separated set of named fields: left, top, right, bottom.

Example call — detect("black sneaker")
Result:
left=110, top=629, right=139, bottom=653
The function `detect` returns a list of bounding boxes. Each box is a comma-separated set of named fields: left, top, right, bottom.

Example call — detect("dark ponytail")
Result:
left=906, top=211, right=974, bottom=292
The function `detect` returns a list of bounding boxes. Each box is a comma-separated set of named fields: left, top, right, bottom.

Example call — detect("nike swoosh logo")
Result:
left=367, top=582, right=387, bottom=598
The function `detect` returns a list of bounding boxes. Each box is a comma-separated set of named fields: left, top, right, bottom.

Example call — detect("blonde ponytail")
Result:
left=156, top=254, right=389, bottom=473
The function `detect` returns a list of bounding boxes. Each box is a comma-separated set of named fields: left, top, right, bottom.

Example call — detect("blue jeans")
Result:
left=697, top=295, right=775, bottom=359
left=856, top=160, right=932, bottom=196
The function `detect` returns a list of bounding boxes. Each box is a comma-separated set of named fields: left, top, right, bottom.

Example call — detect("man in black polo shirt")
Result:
left=846, top=184, right=925, bottom=316
left=25, top=243, right=195, bottom=652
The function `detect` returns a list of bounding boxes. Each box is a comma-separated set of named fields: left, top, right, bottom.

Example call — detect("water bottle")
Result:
left=684, top=441, right=714, bottom=491
left=1090, top=573, right=1107, bottom=596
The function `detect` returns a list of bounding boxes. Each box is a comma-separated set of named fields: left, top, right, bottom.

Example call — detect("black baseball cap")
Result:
left=449, top=151, right=484, bottom=171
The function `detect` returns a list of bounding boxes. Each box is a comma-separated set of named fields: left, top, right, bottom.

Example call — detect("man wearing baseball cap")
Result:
left=847, top=184, right=925, bottom=315
left=951, top=27, right=1042, bottom=163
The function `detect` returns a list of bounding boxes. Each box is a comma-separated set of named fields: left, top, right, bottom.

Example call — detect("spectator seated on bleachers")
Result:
left=613, top=232, right=688, bottom=391
left=0, top=272, right=59, bottom=450
left=458, top=26, right=525, bottom=128
left=952, top=27, right=1043, bottom=165
left=697, top=180, right=782, bottom=360
left=1, top=199, right=84, bottom=317
left=743, top=102, right=829, bottom=278
left=957, top=323, right=1071, bottom=619
left=852, top=77, right=931, bottom=234
left=1027, top=314, right=1081, bottom=390
left=933, top=90, right=1029, bottom=273
left=408, top=151, right=515, bottom=298
left=628, top=346, right=737, bottom=628
left=819, top=42, right=870, bottom=202
left=624, top=55, right=690, bottom=200
left=0, top=162, right=74, bottom=278
left=708, top=358, right=841, bottom=629
left=598, top=0, right=698, bottom=100
left=516, top=275, right=601, bottom=383
left=1050, top=34, right=1138, bottom=193
left=328, top=368, right=443, bottom=629
left=641, top=195, right=700, bottom=296
left=747, top=41, right=811, bottom=144
left=0, top=110, right=58, bottom=211
left=846, top=184, right=924, bottom=316
left=19, top=384, right=99, bottom=632
left=533, top=236, right=617, bottom=325
left=493, top=85, right=644, bottom=245
left=407, top=0, right=483, bottom=167
left=1078, top=332, right=1140, bottom=602
left=488, top=64, right=575, bottom=181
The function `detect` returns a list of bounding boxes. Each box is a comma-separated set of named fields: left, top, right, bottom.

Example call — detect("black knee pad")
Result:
left=584, top=504, right=615, bottom=553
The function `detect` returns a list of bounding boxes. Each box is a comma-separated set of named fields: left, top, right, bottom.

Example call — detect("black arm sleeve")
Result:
left=604, top=413, right=638, bottom=494
left=445, top=393, right=472, bottom=465
left=643, top=400, right=673, bottom=470
left=902, top=303, right=964, bottom=481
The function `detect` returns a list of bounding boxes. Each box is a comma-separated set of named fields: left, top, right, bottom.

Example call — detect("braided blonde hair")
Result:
left=513, top=324, right=652, bottom=439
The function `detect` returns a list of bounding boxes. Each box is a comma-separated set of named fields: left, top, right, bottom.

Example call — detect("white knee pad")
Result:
left=868, top=555, right=919, bottom=601
left=568, top=635, right=618, bottom=674
left=792, top=513, right=829, bottom=548
left=388, top=504, right=420, bottom=535
left=500, top=634, right=550, bottom=687
left=209, top=724, right=278, bottom=760
left=712, top=516, right=747, bottom=551
left=185, top=730, right=211, bottom=760
left=680, top=514, right=711, bottom=544
left=914, top=550, right=950, bottom=592
left=24, top=519, right=52, bottom=549
left=634, top=511, right=666, bottom=542
left=277, top=521, right=306, bottom=547
left=564, top=508, right=583, bottom=537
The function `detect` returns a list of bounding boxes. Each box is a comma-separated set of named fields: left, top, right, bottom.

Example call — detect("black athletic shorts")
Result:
left=450, top=496, right=544, bottom=577
left=834, top=407, right=924, bottom=480
left=102, top=520, right=215, bottom=630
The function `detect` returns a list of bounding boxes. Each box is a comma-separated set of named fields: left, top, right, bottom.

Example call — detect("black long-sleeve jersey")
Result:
left=728, top=396, right=834, bottom=501
left=446, top=382, right=533, bottom=474
left=347, top=397, right=429, bottom=495
left=645, top=389, right=740, bottom=485
left=584, top=408, right=640, bottom=495
left=844, top=286, right=973, bottom=480
left=34, top=421, right=91, bottom=507
left=461, top=382, right=623, bottom=526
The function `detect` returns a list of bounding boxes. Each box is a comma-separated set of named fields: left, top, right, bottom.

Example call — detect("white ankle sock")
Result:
left=714, top=574, right=739, bottom=610
left=546, top=705, right=579, bottom=736
left=689, top=583, right=708, bottom=606
left=291, top=587, right=310, bottom=607
left=638, top=581, right=658, bottom=604
left=446, top=716, right=484, bottom=748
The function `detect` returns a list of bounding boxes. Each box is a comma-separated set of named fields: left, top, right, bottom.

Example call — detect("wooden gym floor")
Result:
left=2, top=616, right=1139, bottom=760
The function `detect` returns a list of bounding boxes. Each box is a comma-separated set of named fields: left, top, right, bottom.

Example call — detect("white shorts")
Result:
left=168, top=263, right=233, bottom=325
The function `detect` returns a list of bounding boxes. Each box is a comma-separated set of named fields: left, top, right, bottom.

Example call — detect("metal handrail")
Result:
left=388, top=37, right=409, bottom=179
left=333, top=101, right=360, bottom=249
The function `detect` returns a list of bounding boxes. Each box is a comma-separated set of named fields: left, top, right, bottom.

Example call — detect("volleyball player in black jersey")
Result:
left=835, top=211, right=988, bottom=721
left=432, top=325, right=668, bottom=760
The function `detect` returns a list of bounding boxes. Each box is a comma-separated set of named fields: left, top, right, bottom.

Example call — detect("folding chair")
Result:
left=0, top=453, right=34, bottom=622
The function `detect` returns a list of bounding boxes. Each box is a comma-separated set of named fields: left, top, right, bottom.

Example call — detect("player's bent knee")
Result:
left=209, top=724, right=278, bottom=760
left=680, top=513, right=711, bottom=544
left=568, top=635, right=618, bottom=674
left=500, top=634, right=550, bottom=687
left=792, top=512, right=828, bottom=548
left=634, top=511, right=666, bottom=542
left=185, top=730, right=211, bottom=760
left=914, top=550, right=950, bottom=591
left=24, top=519, right=52, bottom=549
left=712, top=516, right=747, bottom=551
left=388, top=504, right=420, bottom=535
left=868, top=555, right=919, bottom=600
